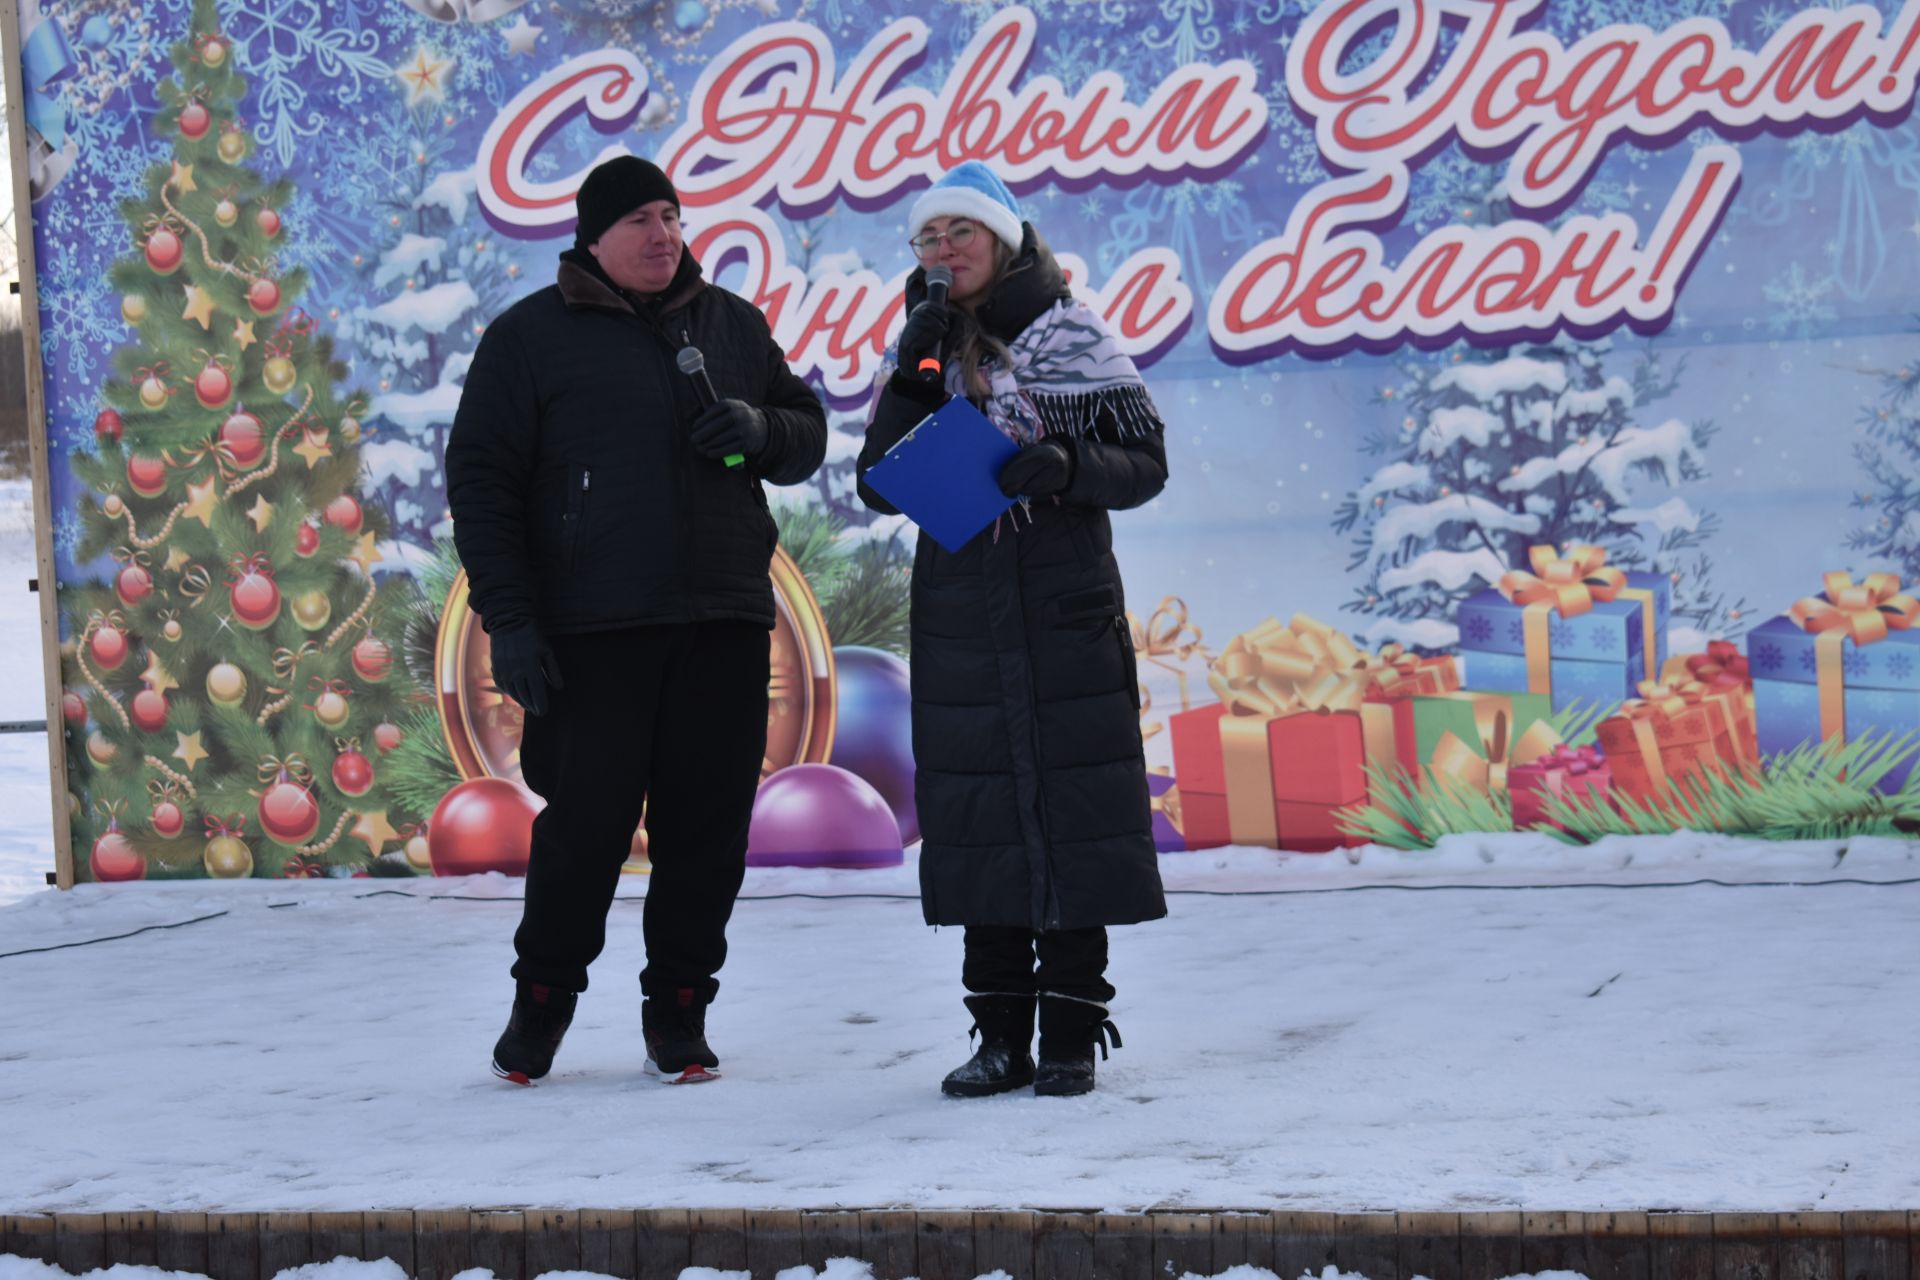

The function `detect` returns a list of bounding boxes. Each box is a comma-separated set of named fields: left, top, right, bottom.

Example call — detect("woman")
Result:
left=857, top=161, right=1169, bottom=1098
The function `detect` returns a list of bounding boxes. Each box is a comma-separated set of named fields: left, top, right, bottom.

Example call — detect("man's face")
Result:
left=588, top=199, right=683, bottom=295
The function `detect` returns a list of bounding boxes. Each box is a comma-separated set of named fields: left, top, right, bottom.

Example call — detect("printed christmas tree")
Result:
left=58, top=0, right=430, bottom=882
left=1847, top=344, right=1920, bottom=578
left=1333, top=335, right=1744, bottom=654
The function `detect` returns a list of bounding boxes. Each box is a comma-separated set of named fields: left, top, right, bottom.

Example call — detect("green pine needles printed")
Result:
left=1548, top=697, right=1613, bottom=748
left=775, top=503, right=912, bottom=656
left=1335, top=731, right=1920, bottom=849
left=379, top=707, right=464, bottom=824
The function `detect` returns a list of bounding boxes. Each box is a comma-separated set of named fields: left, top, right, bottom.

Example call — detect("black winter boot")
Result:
left=491, top=981, right=577, bottom=1085
left=643, top=987, right=721, bottom=1084
left=1034, top=992, right=1121, bottom=1097
left=941, top=994, right=1036, bottom=1098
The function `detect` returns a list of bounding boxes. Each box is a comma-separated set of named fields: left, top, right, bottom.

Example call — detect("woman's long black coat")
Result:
left=857, top=231, right=1169, bottom=932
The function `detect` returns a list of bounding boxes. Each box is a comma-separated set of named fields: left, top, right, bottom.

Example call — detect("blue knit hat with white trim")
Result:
left=907, top=160, right=1024, bottom=253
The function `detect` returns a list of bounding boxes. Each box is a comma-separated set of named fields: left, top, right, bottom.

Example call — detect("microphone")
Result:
left=676, top=344, right=743, bottom=468
left=918, top=264, right=953, bottom=381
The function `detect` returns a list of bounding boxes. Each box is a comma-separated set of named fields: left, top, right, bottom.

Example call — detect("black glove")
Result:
left=997, top=437, right=1076, bottom=498
left=897, top=300, right=952, bottom=374
left=488, top=623, right=564, bottom=718
left=690, top=398, right=769, bottom=462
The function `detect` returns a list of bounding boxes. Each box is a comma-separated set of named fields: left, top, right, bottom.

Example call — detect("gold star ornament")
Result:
left=395, top=46, right=453, bottom=107
left=142, top=651, right=180, bottom=697
left=347, top=531, right=383, bottom=576
left=292, top=427, right=332, bottom=469
left=182, top=475, right=219, bottom=528
left=169, top=161, right=197, bottom=193
left=172, top=731, right=209, bottom=772
left=181, top=284, right=215, bottom=330
left=246, top=494, right=274, bottom=532
left=231, top=318, right=257, bottom=350
left=351, top=809, right=400, bottom=854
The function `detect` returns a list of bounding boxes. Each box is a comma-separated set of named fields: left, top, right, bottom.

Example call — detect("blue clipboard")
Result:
left=862, top=395, right=1020, bottom=553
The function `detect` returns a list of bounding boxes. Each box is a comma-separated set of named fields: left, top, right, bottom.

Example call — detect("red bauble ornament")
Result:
left=115, top=563, right=153, bottom=608
left=256, top=207, right=281, bottom=238
left=219, top=410, right=265, bottom=469
left=90, top=825, right=146, bottom=882
left=94, top=409, right=123, bottom=443
left=144, top=225, right=183, bottom=274
left=351, top=634, right=392, bottom=683
left=130, top=689, right=169, bottom=733
left=127, top=452, right=168, bottom=498
left=61, top=690, right=87, bottom=726
left=89, top=623, right=129, bottom=671
left=247, top=277, right=281, bottom=315
left=332, top=749, right=373, bottom=797
left=151, top=801, right=184, bottom=839
left=179, top=99, right=211, bottom=140
left=323, top=494, right=363, bottom=534
left=258, top=769, right=320, bottom=846
left=194, top=358, right=232, bottom=410
left=372, top=722, right=403, bottom=753
left=228, top=556, right=281, bottom=630
left=295, top=522, right=320, bottom=557
left=428, top=778, right=539, bottom=877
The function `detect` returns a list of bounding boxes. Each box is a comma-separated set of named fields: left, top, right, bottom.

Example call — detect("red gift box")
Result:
left=1274, top=800, right=1367, bottom=852
left=1181, top=791, right=1231, bottom=850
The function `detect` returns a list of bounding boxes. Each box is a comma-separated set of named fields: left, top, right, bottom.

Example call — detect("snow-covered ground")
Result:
left=0, top=832, right=1915, bottom=1216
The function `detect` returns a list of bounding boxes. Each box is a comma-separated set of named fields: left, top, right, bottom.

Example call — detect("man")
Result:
left=446, top=156, right=827, bottom=1085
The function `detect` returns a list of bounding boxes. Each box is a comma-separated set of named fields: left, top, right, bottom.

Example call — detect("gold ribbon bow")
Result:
left=1426, top=693, right=1564, bottom=793
left=178, top=562, right=213, bottom=607
left=257, top=753, right=313, bottom=785
left=1127, top=597, right=1212, bottom=739
left=271, top=642, right=319, bottom=679
left=1787, top=572, right=1920, bottom=742
left=1206, top=614, right=1368, bottom=718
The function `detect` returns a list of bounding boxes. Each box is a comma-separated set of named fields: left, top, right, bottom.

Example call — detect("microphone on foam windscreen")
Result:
left=676, top=343, right=743, bottom=468
left=918, top=264, right=953, bottom=381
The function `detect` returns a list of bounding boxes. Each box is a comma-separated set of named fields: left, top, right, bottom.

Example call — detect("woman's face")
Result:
left=917, top=216, right=999, bottom=307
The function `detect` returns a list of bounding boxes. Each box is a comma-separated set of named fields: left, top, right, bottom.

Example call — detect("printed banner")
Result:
left=21, top=0, right=1920, bottom=880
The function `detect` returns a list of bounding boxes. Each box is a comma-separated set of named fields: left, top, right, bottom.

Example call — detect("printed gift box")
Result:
left=1168, top=616, right=1412, bottom=852
left=1458, top=544, right=1670, bottom=712
left=1510, top=744, right=1613, bottom=829
left=1745, top=572, right=1920, bottom=792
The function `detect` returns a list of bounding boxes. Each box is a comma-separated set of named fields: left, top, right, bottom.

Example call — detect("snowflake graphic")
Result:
left=1888, top=652, right=1915, bottom=682
left=39, top=252, right=115, bottom=382
left=1797, top=646, right=1819, bottom=676
left=1762, top=262, right=1837, bottom=342
left=1843, top=645, right=1872, bottom=679
left=1550, top=618, right=1578, bottom=650
left=1753, top=642, right=1784, bottom=674
left=1507, top=618, right=1526, bottom=646
left=226, top=0, right=392, bottom=167
left=1464, top=614, right=1494, bottom=645
left=1591, top=627, right=1618, bottom=654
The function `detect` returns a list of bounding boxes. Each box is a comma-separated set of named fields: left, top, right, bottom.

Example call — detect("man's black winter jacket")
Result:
left=446, top=250, right=827, bottom=635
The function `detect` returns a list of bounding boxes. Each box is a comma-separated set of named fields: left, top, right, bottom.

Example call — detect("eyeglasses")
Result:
left=908, top=220, right=980, bottom=259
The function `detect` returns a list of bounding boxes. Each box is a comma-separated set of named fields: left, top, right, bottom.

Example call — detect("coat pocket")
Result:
left=1114, top=613, right=1140, bottom=709
left=560, top=464, right=591, bottom=571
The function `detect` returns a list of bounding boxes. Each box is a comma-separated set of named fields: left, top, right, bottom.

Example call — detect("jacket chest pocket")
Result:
left=1114, top=614, right=1140, bottom=709
left=560, top=464, right=591, bottom=570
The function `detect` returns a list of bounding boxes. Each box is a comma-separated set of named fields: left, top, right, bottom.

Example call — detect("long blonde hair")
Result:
left=948, top=238, right=1018, bottom=401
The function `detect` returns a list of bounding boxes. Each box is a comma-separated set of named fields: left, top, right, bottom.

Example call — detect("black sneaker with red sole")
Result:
left=490, top=981, right=577, bottom=1086
left=643, top=987, right=721, bottom=1085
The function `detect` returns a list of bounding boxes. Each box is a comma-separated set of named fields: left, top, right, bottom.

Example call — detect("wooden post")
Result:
left=105, top=1211, right=158, bottom=1268
left=915, top=1211, right=976, bottom=1280
left=1032, top=1213, right=1094, bottom=1280
left=413, top=1209, right=471, bottom=1280
left=686, top=1209, right=746, bottom=1274
left=800, top=1209, right=862, bottom=1271
left=206, top=1213, right=260, bottom=1280
left=1274, top=1210, right=1340, bottom=1280
left=0, top=0, right=74, bottom=888
left=1524, top=1209, right=1589, bottom=1276
left=1339, top=1211, right=1401, bottom=1280
left=633, top=1208, right=690, bottom=1280
left=859, top=1209, right=918, bottom=1280
left=1714, top=1212, right=1778, bottom=1280
left=309, top=1211, right=366, bottom=1263
left=1399, top=1211, right=1463, bottom=1280
left=1213, top=1212, right=1274, bottom=1272
left=1841, top=1210, right=1908, bottom=1280
left=578, top=1209, right=634, bottom=1280
left=1588, top=1210, right=1652, bottom=1280
left=259, top=1212, right=312, bottom=1280
left=743, top=1209, right=803, bottom=1280
left=1091, top=1213, right=1151, bottom=1280
left=1777, top=1212, right=1842, bottom=1280
left=973, top=1209, right=1032, bottom=1279
left=469, top=1210, right=524, bottom=1280
left=156, top=1212, right=210, bottom=1276
left=525, top=1209, right=580, bottom=1278
left=53, top=1213, right=108, bottom=1275
left=1651, top=1213, right=1715, bottom=1280
left=2, top=1214, right=56, bottom=1264
left=1151, top=1212, right=1214, bottom=1280
left=364, top=1210, right=415, bottom=1276
left=1460, top=1211, right=1524, bottom=1280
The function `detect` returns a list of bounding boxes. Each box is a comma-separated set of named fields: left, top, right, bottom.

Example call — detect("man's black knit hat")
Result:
left=574, top=156, right=679, bottom=250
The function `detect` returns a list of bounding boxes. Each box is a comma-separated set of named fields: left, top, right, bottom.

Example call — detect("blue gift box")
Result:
left=1745, top=614, right=1920, bottom=791
left=1456, top=569, right=1670, bottom=713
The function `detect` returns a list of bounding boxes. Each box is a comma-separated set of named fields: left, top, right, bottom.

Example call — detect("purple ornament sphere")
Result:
left=829, top=645, right=918, bottom=844
left=747, top=764, right=904, bottom=869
